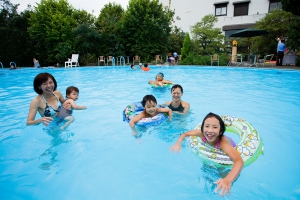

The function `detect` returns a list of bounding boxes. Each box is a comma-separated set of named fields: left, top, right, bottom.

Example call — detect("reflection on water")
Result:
left=39, top=129, right=74, bottom=170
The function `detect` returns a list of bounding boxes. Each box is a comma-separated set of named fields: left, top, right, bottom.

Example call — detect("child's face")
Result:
left=203, top=117, right=221, bottom=143
left=67, top=90, right=79, bottom=101
left=144, top=100, right=157, bottom=116
left=156, top=75, right=163, bottom=81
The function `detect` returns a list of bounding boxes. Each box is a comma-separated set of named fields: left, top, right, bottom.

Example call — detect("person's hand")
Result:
left=214, top=178, right=232, bottom=196
left=63, top=101, right=71, bottom=110
left=170, top=143, right=182, bottom=153
left=41, top=117, right=53, bottom=126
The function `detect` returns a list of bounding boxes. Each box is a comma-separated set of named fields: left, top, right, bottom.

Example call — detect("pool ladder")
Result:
left=0, top=62, right=3, bottom=68
left=10, top=62, right=17, bottom=68
left=117, top=56, right=125, bottom=66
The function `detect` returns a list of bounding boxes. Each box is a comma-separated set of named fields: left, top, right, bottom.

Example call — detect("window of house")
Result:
left=269, top=0, right=282, bottom=12
left=215, top=3, right=227, bottom=16
left=233, top=2, right=249, bottom=16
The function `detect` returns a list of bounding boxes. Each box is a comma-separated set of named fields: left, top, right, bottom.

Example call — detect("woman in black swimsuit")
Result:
left=164, top=84, right=190, bottom=114
left=26, top=73, right=70, bottom=126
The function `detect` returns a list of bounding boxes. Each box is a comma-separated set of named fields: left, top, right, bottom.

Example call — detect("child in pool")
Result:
left=56, top=86, right=87, bottom=130
left=140, top=63, right=150, bottom=71
left=129, top=94, right=172, bottom=136
left=148, top=72, right=174, bottom=86
left=170, top=112, right=243, bottom=196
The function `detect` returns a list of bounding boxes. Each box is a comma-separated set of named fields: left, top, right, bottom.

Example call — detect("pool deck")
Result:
left=232, top=64, right=300, bottom=70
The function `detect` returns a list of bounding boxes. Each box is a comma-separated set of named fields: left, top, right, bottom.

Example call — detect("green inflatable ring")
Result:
left=186, top=115, right=264, bottom=167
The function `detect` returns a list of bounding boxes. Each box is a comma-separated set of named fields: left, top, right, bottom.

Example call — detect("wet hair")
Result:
left=144, top=63, right=148, bottom=68
left=201, top=112, right=225, bottom=140
left=171, top=84, right=183, bottom=93
left=66, top=86, right=79, bottom=97
left=131, top=64, right=134, bottom=69
left=141, top=94, right=157, bottom=107
left=157, top=72, right=164, bottom=77
left=33, top=73, right=57, bottom=94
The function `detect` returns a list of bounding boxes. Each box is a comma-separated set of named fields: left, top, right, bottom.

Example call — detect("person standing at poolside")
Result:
left=164, top=84, right=190, bottom=114
left=26, top=73, right=70, bottom=126
left=33, top=58, right=40, bottom=68
left=173, top=52, right=178, bottom=65
left=276, top=39, right=286, bottom=66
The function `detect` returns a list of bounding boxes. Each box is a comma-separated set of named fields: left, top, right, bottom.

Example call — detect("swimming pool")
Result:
left=0, top=66, right=300, bottom=199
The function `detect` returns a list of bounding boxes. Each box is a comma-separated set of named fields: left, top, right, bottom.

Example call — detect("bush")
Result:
left=179, top=53, right=230, bottom=66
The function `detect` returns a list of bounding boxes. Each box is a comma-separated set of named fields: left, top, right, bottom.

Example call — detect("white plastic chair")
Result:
left=65, top=54, right=79, bottom=68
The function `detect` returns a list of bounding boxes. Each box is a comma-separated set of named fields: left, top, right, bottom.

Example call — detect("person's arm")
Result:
left=182, top=102, right=190, bottom=114
left=214, top=138, right=244, bottom=196
left=148, top=80, right=154, bottom=84
left=67, top=99, right=87, bottom=110
left=170, top=129, right=202, bottom=152
left=26, top=98, right=53, bottom=126
left=129, top=112, right=145, bottom=135
left=156, top=107, right=172, bottom=120
left=55, top=90, right=71, bottom=110
left=162, top=80, right=174, bottom=84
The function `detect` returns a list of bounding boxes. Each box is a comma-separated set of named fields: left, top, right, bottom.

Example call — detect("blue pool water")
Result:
left=0, top=66, right=300, bottom=199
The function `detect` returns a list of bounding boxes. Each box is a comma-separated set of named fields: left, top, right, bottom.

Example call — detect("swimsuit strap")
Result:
left=202, top=137, right=220, bottom=149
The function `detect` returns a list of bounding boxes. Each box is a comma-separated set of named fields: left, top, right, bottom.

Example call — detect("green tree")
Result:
left=167, top=26, right=185, bottom=55
left=281, top=0, right=300, bottom=16
left=252, top=10, right=295, bottom=55
left=190, top=14, right=225, bottom=55
left=0, top=0, right=34, bottom=67
left=95, top=2, right=124, bottom=57
left=28, top=0, right=77, bottom=64
left=122, top=0, right=173, bottom=61
left=281, top=0, right=300, bottom=51
left=181, top=33, right=191, bottom=60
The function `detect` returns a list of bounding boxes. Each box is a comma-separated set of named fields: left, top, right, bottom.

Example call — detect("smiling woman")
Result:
left=164, top=84, right=190, bottom=114
left=26, top=73, right=67, bottom=126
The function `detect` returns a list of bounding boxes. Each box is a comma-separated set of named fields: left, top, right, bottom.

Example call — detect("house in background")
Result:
left=162, top=0, right=282, bottom=38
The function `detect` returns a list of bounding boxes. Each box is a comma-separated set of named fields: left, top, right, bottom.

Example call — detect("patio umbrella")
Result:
left=230, top=28, right=269, bottom=61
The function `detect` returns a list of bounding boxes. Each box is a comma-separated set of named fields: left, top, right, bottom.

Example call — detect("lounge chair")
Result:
left=107, top=56, right=115, bottom=66
left=210, top=54, right=219, bottom=66
left=98, top=56, right=105, bottom=66
left=263, top=54, right=274, bottom=67
left=65, top=54, right=79, bottom=68
left=247, top=54, right=259, bottom=67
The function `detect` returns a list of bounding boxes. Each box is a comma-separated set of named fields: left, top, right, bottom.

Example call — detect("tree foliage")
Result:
left=95, top=2, right=124, bottom=56
left=190, top=14, right=225, bottom=55
left=281, top=0, right=300, bottom=51
left=0, top=0, right=34, bottom=66
left=252, top=10, right=296, bottom=54
left=281, top=0, right=300, bottom=16
left=167, top=26, right=185, bottom=55
left=181, top=33, right=191, bottom=60
left=28, top=0, right=77, bottom=64
left=122, top=0, right=173, bottom=61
